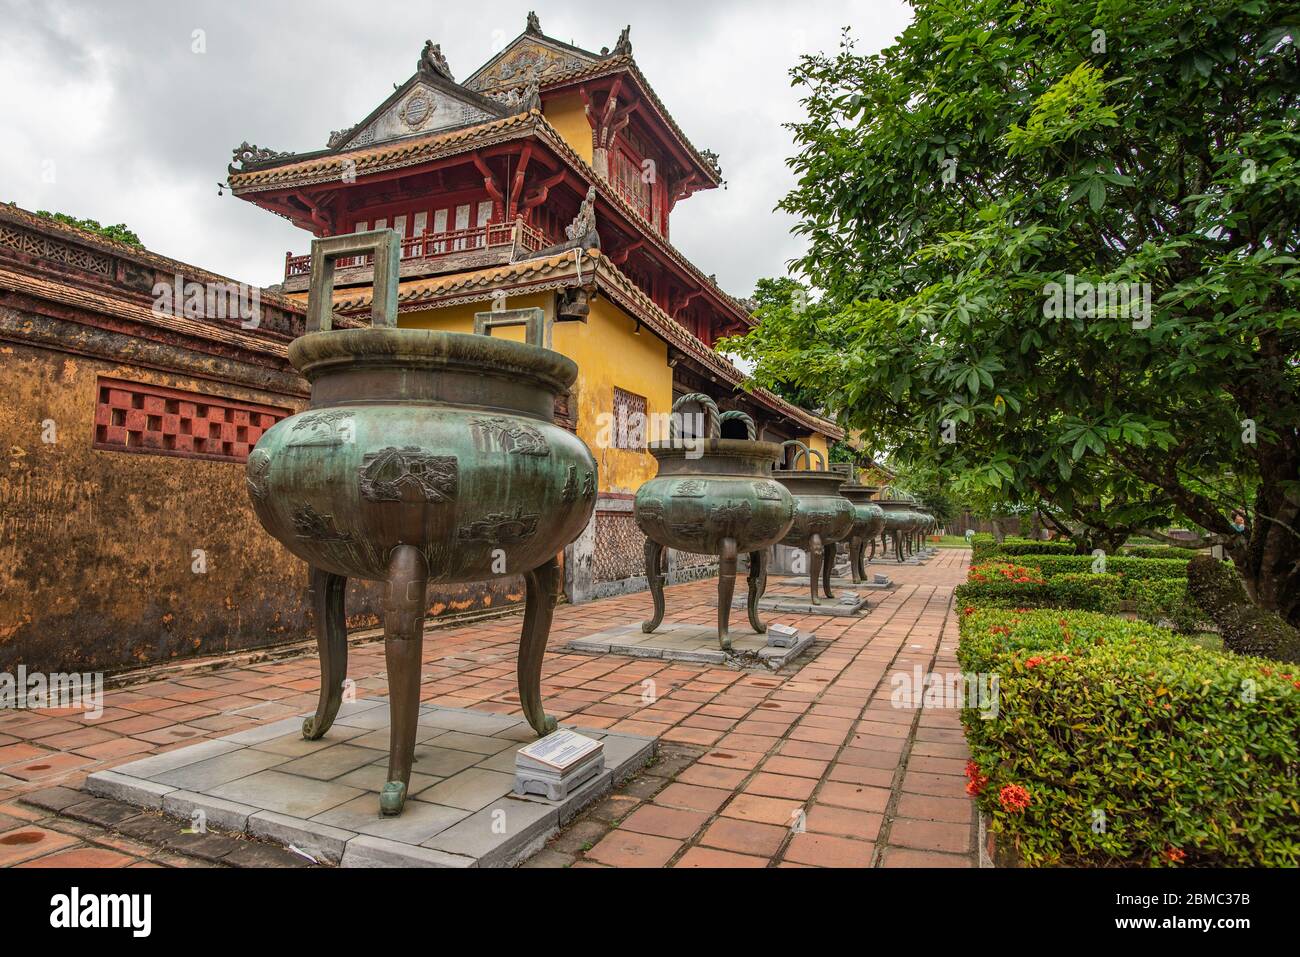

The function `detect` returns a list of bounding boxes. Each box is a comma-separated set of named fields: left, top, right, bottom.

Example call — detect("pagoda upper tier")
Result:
left=227, top=15, right=749, bottom=345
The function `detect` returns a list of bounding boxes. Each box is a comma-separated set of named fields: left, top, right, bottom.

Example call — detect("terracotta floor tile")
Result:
left=743, top=772, right=817, bottom=801
left=0, top=826, right=80, bottom=866
left=653, top=783, right=732, bottom=814
left=783, top=832, right=874, bottom=868
left=673, top=847, right=767, bottom=868
left=584, top=830, right=682, bottom=868
left=888, top=818, right=974, bottom=854
left=699, top=818, right=787, bottom=857
left=720, top=793, right=804, bottom=828
left=619, top=804, right=710, bottom=841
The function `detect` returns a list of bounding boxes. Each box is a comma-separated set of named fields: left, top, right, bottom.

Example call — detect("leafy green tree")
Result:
left=728, top=0, right=1300, bottom=622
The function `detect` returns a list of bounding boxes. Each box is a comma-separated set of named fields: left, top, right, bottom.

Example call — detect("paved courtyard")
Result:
left=0, top=549, right=974, bottom=868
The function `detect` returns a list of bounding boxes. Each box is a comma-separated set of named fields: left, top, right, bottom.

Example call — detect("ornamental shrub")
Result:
left=1122, top=545, right=1201, bottom=560
left=986, top=540, right=1079, bottom=557
left=1187, top=556, right=1300, bottom=663
left=1027, top=554, right=1190, bottom=581
left=1128, top=577, right=1204, bottom=634
left=969, top=533, right=999, bottom=562
left=958, top=607, right=1300, bottom=867
left=955, top=572, right=1123, bottom=613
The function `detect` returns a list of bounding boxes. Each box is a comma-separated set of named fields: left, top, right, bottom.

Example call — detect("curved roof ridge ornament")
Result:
left=418, top=40, right=455, bottom=82
left=613, top=25, right=632, bottom=57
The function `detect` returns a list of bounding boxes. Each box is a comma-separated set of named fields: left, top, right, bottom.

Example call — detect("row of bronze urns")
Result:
left=632, top=394, right=937, bottom=650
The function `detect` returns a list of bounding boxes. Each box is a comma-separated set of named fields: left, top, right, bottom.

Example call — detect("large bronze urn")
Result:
left=246, top=230, right=596, bottom=815
left=839, top=480, right=886, bottom=583
left=770, top=443, right=855, bottom=604
left=876, top=498, right=917, bottom=562
left=634, top=395, right=794, bottom=650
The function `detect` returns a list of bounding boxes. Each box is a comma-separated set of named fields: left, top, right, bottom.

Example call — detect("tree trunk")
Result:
left=1229, top=486, right=1300, bottom=628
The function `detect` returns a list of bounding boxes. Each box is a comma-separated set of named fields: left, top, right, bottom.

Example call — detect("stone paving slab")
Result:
left=726, top=593, right=871, bottom=616
left=764, top=573, right=896, bottom=592
left=83, top=702, right=656, bottom=868
left=565, top=622, right=815, bottom=670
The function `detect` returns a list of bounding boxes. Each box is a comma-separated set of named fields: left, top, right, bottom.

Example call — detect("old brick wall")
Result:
left=0, top=334, right=524, bottom=674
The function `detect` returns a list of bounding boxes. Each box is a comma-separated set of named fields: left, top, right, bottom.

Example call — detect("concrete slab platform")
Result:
left=565, top=621, right=815, bottom=670
left=84, top=702, right=656, bottom=868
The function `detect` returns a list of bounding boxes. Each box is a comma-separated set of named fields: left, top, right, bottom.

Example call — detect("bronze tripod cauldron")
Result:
left=246, top=230, right=597, bottom=815
left=633, top=395, right=794, bottom=650
left=838, top=479, right=886, bottom=583
left=770, top=442, right=855, bottom=604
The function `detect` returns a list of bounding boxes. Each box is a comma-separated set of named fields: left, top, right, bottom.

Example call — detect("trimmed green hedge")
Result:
left=986, top=540, right=1079, bottom=557
left=1122, top=545, right=1201, bottom=560
left=969, top=533, right=999, bottom=562
left=1128, top=577, right=1204, bottom=633
left=958, top=607, right=1300, bottom=867
left=1027, top=554, right=1190, bottom=581
left=956, top=572, right=1124, bottom=612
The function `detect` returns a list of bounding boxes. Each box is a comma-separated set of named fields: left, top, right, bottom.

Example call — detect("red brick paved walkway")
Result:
left=0, top=548, right=975, bottom=867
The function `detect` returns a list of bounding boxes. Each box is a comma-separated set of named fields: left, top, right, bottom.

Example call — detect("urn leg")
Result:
left=519, top=556, right=560, bottom=738
left=822, top=541, right=837, bottom=599
left=380, top=545, right=428, bottom=817
left=717, top=537, right=738, bottom=650
left=746, top=550, right=767, bottom=634
left=303, top=567, right=348, bottom=741
left=894, top=531, right=905, bottom=563
left=641, top=539, right=666, bottom=634
left=849, top=538, right=863, bottom=584
left=808, top=534, right=824, bottom=605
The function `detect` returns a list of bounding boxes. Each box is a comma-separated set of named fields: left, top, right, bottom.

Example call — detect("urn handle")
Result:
left=670, top=393, right=720, bottom=440
left=718, top=410, right=756, bottom=441
left=306, top=228, right=402, bottom=333
left=778, top=439, right=825, bottom=470
left=473, top=307, right=546, bottom=348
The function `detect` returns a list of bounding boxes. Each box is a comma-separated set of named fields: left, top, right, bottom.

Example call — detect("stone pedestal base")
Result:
left=83, top=701, right=655, bottom=868
left=565, top=621, right=814, bottom=670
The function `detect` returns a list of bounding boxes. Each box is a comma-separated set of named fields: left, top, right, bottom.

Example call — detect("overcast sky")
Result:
left=0, top=0, right=912, bottom=296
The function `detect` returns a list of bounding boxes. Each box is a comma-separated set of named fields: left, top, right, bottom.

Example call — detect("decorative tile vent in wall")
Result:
left=0, top=222, right=114, bottom=276
left=93, top=377, right=291, bottom=463
left=612, top=386, right=648, bottom=450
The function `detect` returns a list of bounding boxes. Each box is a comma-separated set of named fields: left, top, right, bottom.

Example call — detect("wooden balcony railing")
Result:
left=284, top=220, right=547, bottom=279
left=611, top=179, right=660, bottom=235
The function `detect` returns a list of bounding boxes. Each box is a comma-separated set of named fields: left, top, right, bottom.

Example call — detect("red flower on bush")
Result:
left=990, top=625, right=1011, bottom=636
left=998, top=784, right=1031, bottom=813
left=964, top=762, right=989, bottom=796
left=1025, top=656, right=1044, bottom=669
left=963, top=606, right=975, bottom=616
left=1164, top=847, right=1186, bottom=864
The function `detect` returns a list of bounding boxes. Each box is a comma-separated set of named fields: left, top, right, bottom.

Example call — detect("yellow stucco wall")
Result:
left=803, top=432, right=831, bottom=468
left=543, top=92, right=593, bottom=165
left=399, top=292, right=671, bottom=494
left=556, top=296, right=670, bottom=494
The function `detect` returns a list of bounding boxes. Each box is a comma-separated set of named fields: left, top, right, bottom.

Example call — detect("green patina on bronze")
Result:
left=633, top=395, right=794, bottom=650
left=839, top=480, right=887, bottom=583
left=875, top=493, right=931, bottom=562
left=770, top=442, right=855, bottom=604
left=245, top=229, right=596, bottom=816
